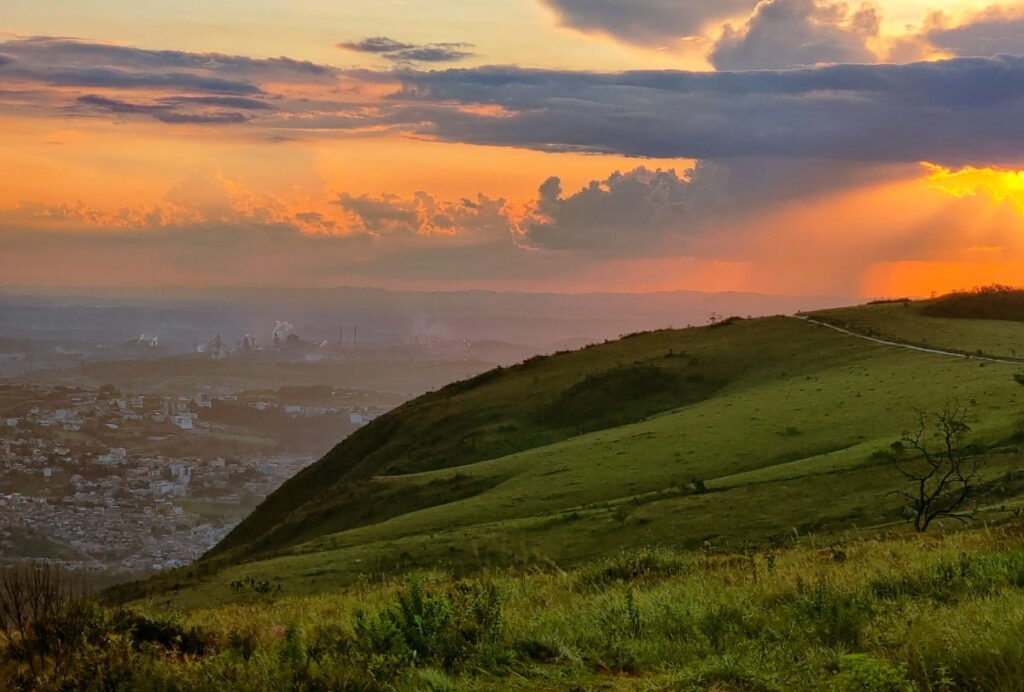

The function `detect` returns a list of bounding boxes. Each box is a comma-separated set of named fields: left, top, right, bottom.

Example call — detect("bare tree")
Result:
left=892, top=403, right=985, bottom=532
left=0, top=563, right=86, bottom=683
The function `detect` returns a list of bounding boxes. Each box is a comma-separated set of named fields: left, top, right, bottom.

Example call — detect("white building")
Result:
left=169, top=463, right=193, bottom=483
left=98, top=448, right=128, bottom=465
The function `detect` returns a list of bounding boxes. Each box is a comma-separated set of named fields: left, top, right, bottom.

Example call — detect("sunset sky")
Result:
left=3, top=0, right=1024, bottom=296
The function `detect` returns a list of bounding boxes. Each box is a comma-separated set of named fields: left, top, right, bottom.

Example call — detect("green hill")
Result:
left=114, top=295, right=1024, bottom=607
left=17, top=292, right=1024, bottom=690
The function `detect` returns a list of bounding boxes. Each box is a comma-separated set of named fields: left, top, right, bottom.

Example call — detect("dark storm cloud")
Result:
left=518, top=168, right=702, bottom=250
left=6, top=33, right=1024, bottom=168
left=338, top=37, right=474, bottom=63
left=539, top=0, right=758, bottom=44
left=362, top=56, right=1024, bottom=165
left=513, top=159, right=893, bottom=251
left=709, top=0, right=879, bottom=70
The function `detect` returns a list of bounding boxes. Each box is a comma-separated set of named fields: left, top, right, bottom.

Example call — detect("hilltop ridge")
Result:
left=117, top=292, right=1024, bottom=606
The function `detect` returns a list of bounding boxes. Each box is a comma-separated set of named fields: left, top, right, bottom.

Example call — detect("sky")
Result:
left=2, top=0, right=1024, bottom=296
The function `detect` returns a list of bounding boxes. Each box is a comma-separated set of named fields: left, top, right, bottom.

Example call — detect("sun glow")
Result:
left=925, top=163, right=1024, bottom=212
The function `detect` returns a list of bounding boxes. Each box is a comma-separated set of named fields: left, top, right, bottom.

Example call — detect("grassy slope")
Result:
left=87, top=527, right=1024, bottom=691
left=119, top=308, right=1024, bottom=608
left=810, top=300, right=1024, bottom=360
left=209, top=317, right=806, bottom=562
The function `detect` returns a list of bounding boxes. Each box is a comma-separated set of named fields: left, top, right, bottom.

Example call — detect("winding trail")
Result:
left=792, top=315, right=1024, bottom=366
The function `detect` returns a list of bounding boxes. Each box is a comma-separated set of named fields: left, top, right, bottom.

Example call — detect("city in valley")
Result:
left=0, top=374, right=389, bottom=577
left=0, top=293, right=496, bottom=581
left=0, top=288, right=816, bottom=581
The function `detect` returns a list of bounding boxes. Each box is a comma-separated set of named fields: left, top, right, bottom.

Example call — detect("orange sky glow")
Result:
left=2, top=0, right=1024, bottom=296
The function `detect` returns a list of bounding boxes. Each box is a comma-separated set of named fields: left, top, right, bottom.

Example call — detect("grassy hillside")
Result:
left=14, top=526, right=1024, bottom=690
left=810, top=288, right=1024, bottom=360
left=14, top=293, right=1024, bottom=689
left=209, top=317, right=823, bottom=561
left=104, top=296, right=1024, bottom=609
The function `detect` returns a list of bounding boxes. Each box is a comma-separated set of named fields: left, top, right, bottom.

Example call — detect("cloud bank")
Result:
left=4, top=35, right=1024, bottom=168
left=376, top=58, right=1024, bottom=165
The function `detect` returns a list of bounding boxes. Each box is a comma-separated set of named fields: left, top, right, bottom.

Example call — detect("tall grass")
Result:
left=9, top=526, right=1024, bottom=689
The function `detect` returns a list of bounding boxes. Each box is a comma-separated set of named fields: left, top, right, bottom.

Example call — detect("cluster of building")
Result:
left=0, top=382, right=326, bottom=575
left=0, top=441, right=314, bottom=573
left=3, top=387, right=215, bottom=434
left=0, top=491, right=230, bottom=573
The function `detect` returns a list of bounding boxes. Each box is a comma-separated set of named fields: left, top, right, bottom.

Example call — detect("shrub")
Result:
left=698, top=604, right=750, bottom=652
left=352, top=577, right=505, bottom=672
left=592, top=591, right=645, bottom=674
left=1, top=564, right=218, bottom=690
left=831, top=654, right=915, bottom=692
left=113, top=610, right=213, bottom=656
left=789, top=582, right=870, bottom=648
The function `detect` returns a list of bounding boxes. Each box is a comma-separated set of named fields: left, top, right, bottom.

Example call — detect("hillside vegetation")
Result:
left=12, top=292, right=1024, bottom=690
left=12, top=526, right=1024, bottom=690
left=103, top=294, right=1024, bottom=609
left=811, top=286, right=1024, bottom=360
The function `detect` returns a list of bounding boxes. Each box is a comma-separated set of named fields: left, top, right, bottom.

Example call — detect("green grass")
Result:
left=15, top=296, right=1024, bottom=689
left=810, top=301, right=1024, bottom=360
left=110, top=306, right=1024, bottom=607
left=16, top=525, right=1024, bottom=690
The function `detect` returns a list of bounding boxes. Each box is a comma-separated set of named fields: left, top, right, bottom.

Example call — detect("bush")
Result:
left=789, top=582, right=870, bottom=648
left=113, top=611, right=213, bottom=656
left=1, top=564, right=218, bottom=690
left=593, top=591, right=645, bottom=673
left=352, top=577, right=505, bottom=672
left=698, top=604, right=751, bottom=652
left=832, top=654, right=914, bottom=692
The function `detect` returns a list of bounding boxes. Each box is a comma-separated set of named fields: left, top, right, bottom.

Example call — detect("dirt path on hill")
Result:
left=793, top=315, right=1024, bottom=366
